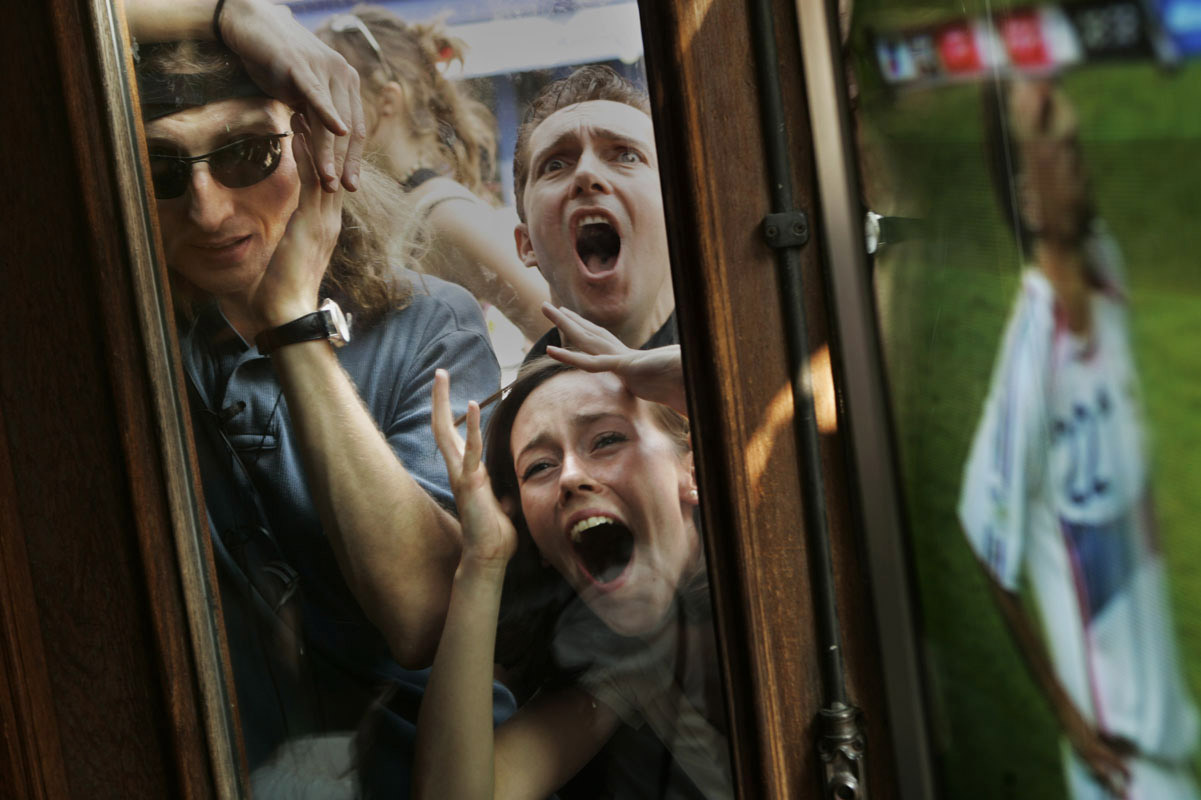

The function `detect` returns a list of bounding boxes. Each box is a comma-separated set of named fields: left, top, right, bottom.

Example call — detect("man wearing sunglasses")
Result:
left=127, top=0, right=365, bottom=193
left=136, top=32, right=513, bottom=799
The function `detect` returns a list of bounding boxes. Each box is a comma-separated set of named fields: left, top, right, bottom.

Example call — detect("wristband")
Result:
left=212, top=0, right=228, bottom=47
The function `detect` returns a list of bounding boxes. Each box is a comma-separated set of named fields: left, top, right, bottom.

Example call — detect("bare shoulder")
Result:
left=411, top=176, right=483, bottom=210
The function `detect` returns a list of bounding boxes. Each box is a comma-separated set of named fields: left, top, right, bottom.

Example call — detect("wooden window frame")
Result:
left=1, top=0, right=240, bottom=796
left=641, top=1, right=901, bottom=795
left=0, top=0, right=909, bottom=796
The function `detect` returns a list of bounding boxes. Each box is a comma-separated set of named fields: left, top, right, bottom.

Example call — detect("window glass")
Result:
left=846, top=1, right=1201, bottom=797
left=129, top=1, right=733, bottom=796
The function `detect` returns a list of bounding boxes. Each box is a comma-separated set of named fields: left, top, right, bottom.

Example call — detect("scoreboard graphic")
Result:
left=872, top=0, right=1198, bottom=88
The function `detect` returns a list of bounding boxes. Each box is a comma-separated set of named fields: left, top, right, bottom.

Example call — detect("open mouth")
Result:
left=569, top=515, right=634, bottom=585
left=575, top=216, right=622, bottom=275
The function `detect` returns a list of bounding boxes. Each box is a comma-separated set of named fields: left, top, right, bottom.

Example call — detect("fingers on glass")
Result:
left=546, top=345, right=620, bottom=372
left=343, top=87, right=366, bottom=191
left=463, top=402, right=482, bottom=474
left=545, top=304, right=620, bottom=351
left=302, top=63, right=348, bottom=136
left=309, top=124, right=338, bottom=190
left=329, top=82, right=353, bottom=175
left=291, top=113, right=319, bottom=181
left=431, top=369, right=459, bottom=470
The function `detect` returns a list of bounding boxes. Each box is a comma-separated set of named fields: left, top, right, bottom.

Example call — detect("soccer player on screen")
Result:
left=959, top=78, right=1200, bottom=799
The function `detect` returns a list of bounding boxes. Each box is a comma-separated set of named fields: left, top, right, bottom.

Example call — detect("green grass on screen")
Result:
left=854, top=27, right=1201, bottom=796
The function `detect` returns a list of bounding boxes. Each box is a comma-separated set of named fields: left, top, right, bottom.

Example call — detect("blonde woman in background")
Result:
left=317, top=5, right=552, bottom=345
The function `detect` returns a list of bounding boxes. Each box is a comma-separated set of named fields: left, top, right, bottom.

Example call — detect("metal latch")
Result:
left=819, top=702, right=867, bottom=799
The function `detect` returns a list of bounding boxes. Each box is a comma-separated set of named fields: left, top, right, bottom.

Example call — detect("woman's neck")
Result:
left=377, top=125, right=443, bottom=185
left=1036, top=238, right=1092, bottom=335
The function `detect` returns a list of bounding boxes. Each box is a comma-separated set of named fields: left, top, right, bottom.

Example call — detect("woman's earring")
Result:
left=689, top=488, right=699, bottom=501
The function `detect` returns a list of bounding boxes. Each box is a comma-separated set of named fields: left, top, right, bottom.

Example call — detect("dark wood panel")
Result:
left=640, top=0, right=897, bottom=796
left=0, top=0, right=220, bottom=796
left=0, top=406, right=69, bottom=800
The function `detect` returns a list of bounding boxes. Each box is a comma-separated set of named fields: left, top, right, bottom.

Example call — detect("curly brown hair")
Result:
left=512, top=65, right=650, bottom=222
left=316, top=5, right=497, bottom=196
left=136, top=40, right=416, bottom=328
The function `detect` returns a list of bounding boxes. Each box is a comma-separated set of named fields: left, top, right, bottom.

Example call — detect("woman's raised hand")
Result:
left=432, top=369, right=517, bottom=567
left=543, top=304, right=688, bottom=416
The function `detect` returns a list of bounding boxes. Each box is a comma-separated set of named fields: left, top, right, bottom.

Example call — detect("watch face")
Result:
left=320, top=298, right=352, bottom=346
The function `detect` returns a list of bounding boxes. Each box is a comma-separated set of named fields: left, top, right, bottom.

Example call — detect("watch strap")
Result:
left=255, top=310, right=332, bottom=355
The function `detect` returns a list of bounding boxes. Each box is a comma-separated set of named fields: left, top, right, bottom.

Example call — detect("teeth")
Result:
left=570, top=515, right=616, bottom=542
left=578, top=214, right=609, bottom=227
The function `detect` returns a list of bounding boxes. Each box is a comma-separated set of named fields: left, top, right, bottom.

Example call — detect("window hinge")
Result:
left=763, top=210, right=810, bottom=248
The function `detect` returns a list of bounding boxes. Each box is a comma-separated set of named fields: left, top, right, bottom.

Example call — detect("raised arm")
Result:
left=125, top=0, right=365, bottom=192
left=247, top=118, right=461, bottom=667
left=413, top=370, right=514, bottom=798
left=415, top=371, right=617, bottom=800
left=978, top=563, right=1133, bottom=796
left=416, top=179, right=553, bottom=341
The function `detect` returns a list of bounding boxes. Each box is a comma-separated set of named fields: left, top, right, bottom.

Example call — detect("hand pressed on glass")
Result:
left=431, top=369, right=516, bottom=569
left=543, top=303, right=686, bottom=416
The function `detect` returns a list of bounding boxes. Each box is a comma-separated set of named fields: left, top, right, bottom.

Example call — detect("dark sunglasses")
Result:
left=148, top=132, right=292, bottom=199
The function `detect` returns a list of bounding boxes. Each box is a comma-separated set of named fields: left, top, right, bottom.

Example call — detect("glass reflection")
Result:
left=959, top=77, right=1198, bottom=799
left=849, top=1, right=1201, bottom=797
left=125, top=0, right=730, bottom=797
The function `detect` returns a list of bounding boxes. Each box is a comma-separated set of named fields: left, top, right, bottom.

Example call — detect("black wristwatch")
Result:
left=255, top=298, right=352, bottom=355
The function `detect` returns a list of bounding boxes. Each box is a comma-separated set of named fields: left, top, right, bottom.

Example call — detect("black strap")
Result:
left=254, top=310, right=330, bottom=355
left=212, top=0, right=228, bottom=46
left=401, top=167, right=439, bottom=192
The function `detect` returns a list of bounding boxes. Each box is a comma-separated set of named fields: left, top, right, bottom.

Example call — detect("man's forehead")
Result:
left=529, top=100, right=655, bottom=153
left=144, top=97, right=286, bottom=147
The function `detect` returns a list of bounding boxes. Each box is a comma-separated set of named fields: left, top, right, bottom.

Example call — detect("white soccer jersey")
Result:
left=958, top=264, right=1199, bottom=796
